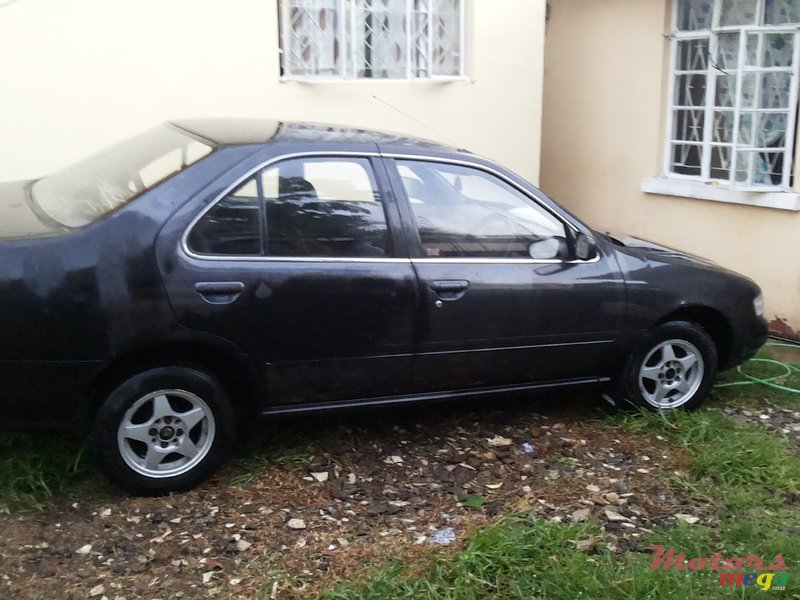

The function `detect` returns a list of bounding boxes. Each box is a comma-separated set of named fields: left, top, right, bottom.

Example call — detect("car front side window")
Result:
left=396, top=160, right=569, bottom=260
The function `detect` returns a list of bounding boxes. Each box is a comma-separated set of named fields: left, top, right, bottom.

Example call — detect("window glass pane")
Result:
left=431, top=0, right=462, bottom=76
left=285, top=0, right=342, bottom=76
left=712, top=111, right=735, bottom=143
left=352, top=0, right=408, bottom=78
left=764, top=0, right=800, bottom=25
left=710, top=145, right=733, bottom=179
left=754, top=151, right=786, bottom=184
left=739, top=112, right=755, bottom=145
left=675, top=74, right=707, bottom=106
left=714, top=74, right=738, bottom=107
left=720, top=0, right=757, bottom=26
left=188, top=177, right=263, bottom=256
left=717, top=32, right=740, bottom=69
left=762, top=33, right=794, bottom=67
left=397, top=161, right=567, bottom=260
left=746, top=33, right=759, bottom=66
left=671, top=143, right=703, bottom=176
left=760, top=72, right=792, bottom=109
left=736, top=151, right=754, bottom=183
left=676, top=0, right=713, bottom=30
left=677, top=39, right=709, bottom=71
left=263, top=158, right=391, bottom=258
left=756, top=112, right=788, bottom=148
left=673, top=109, right=705, bottom=142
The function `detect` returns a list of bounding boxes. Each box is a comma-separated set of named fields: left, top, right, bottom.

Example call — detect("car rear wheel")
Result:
left=91, top=366, right=235, bottom=495
left=622, top=321, right=718, bottom=411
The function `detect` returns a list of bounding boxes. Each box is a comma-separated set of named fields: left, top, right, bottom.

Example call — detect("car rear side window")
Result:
left=397, top=160, right=568, bottom=260
left=188, top=157, right=392, bottom=258
left=187, top=177, right=263, bottom=256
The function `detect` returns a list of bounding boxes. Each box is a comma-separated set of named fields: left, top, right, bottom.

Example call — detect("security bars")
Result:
left=668, top=0, right=800, bottom=189
left=280, top=0, right=464, bottom=80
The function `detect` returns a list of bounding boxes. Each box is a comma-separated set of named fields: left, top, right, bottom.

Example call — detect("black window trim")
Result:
left=181, top=151, right=411, bottom=264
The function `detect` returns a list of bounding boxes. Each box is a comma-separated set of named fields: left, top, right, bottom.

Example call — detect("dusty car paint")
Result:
left=0, top=119, right=768, bottom=429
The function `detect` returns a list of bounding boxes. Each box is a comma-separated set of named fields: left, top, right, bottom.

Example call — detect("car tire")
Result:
left=620, top=321, right=718, bottom=411
left=90, top=366, right=235, bottom=496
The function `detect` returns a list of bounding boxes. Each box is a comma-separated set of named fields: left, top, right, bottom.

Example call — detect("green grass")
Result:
left=0, top=432, right=92, bottom=512
left=323, top=351, right=800, bottom=599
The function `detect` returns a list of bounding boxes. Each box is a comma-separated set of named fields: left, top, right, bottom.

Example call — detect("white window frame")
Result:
left=279, top=0, right=466, bottom=82
left=662, top=0, right=800, bottom=193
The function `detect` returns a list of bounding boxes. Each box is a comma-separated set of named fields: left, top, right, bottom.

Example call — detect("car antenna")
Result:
left=372, top=94, right=460, bottom=147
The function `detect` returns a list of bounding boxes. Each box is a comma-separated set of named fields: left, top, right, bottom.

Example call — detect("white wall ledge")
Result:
left=641, top=177, right=800, bottom=212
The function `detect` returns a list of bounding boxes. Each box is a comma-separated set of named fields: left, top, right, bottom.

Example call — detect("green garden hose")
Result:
left=714, top=342, right=800, bottom=394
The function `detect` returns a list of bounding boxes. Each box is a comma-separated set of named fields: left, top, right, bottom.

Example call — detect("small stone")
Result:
left=76, top=544, right=92, bottom=555
left=485, top=482, right=503, bottom=490
left=605, top=492, right=620, bottom=504
left=586, top=484, right=600, bottom=493
left=202, top=571, right=216, bottom=584
left=384, top=455, right=404, bottom=464
left=229, top=578, right=243, bottom=586
left=487, top=435, right=513, bottom=447
left=235, top=539, right=252, bottom=552
left=100, top=509, right=111, bottom=518
left=675, top=514, right=700, bottom=525
left=604, top=508, right=630, bottom=522
left=287, top=518, right=307, bottom=530
left=575, top=538, right=597, bottom=553
left=311, top=472, right=329, bottom=482
left=89, top=584, right=105, bottom=597
left=572, top=508, right=591, bottom=523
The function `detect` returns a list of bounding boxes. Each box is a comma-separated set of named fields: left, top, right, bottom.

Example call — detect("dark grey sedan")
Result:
left=0, top=119, right=768, bottom=494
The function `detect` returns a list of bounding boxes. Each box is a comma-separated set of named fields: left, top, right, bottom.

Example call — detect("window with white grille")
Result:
left=279, top=0, right=464, bottom=80
left=667, top=0, right=800, bottom=189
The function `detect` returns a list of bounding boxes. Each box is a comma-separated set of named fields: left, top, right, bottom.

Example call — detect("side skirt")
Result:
left=260, top=376, right=611, bottom=417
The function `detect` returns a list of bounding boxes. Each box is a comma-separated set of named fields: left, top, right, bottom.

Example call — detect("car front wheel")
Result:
left=623, top=321, right=718, bottom=411
left=91, top=366, right=235, bottom=495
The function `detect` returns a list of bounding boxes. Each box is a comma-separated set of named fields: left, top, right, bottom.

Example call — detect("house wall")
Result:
left=0, top=0, right=546, bottom=185
left=541, top=0, right=800, bottom=339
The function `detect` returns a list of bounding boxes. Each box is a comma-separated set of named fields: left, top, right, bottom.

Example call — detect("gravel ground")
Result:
left=718, top=403, right=800, bottom=453
left=0, top=394, right=724, bottom=599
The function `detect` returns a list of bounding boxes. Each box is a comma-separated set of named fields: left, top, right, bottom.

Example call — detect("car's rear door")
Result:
left=160, top=152, right=418, bottom=407
left=382, top=155, right=627, bottom=393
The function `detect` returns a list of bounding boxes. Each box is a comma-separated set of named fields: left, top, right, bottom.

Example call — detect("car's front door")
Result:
left=384, top=157, right=627, bottom=393
left=161, top=154, right=418, bottom=406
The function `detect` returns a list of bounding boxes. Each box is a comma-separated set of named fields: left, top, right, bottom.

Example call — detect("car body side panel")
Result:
left=610, top=241, right=768, bottom=368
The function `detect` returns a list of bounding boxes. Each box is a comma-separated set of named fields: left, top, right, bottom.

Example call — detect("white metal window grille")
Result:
left=280, top=0, right=464, bottom=80
left=668, top=0, right=800, bottom=189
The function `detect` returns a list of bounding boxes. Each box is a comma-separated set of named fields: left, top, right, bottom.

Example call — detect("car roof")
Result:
left=170, top=118, right=459, bottom=154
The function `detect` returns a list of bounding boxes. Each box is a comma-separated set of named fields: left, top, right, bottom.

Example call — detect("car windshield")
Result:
left=31, top=125, right=214, bottom=228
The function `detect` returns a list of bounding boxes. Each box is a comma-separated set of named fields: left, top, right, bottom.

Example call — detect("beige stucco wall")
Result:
left=542, top=0, right=800, bottom=337
left=0, top=0, right=545, bottom=185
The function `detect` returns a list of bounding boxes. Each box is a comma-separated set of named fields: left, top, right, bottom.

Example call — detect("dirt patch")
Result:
left=0, top=394, right=698, bottom=599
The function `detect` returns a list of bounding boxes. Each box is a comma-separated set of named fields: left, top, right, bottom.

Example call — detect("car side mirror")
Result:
left=574, top=232, right=598, bottom=261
